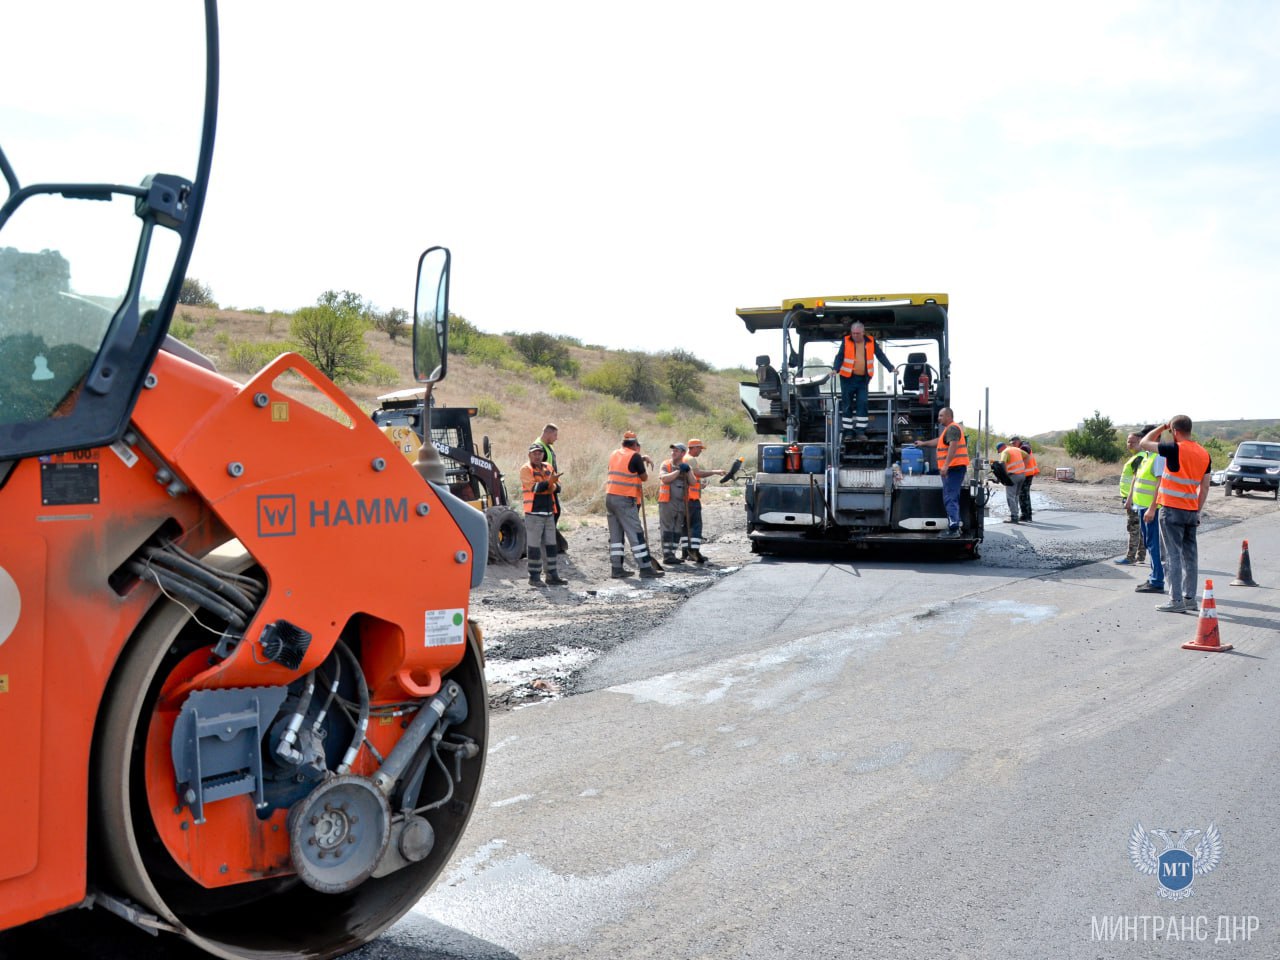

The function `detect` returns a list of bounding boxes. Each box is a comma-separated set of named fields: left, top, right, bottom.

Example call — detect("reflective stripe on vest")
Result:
left=1003, top=446, right=1026, bottom=475
left=1023, top=451, right=1039, bottom=477
left=522, top=463, right=555, bottom=512
left=686, top=459, right=703, bottom=501
left=605, top=447, right=643, bottom=501
left=939, top=423, right=970, bottom=468
left=1119, top=454, right=1141, bottom=497
left=838, top=334, right=876, bottom=378
left=1132, top=451, right=1160, bottom=509
left=1156, top=440, right=1211, bottom=510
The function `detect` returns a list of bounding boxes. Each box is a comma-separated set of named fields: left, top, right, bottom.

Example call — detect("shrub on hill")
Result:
left=1063, top=410, right=1124, bottom=462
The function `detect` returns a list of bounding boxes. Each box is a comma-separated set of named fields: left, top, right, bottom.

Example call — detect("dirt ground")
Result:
left=471, top=475, right=1277, bottom=711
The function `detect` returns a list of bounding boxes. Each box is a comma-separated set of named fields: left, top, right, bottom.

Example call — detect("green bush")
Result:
left=474, top=396, right=503, bottom=420
left=663, top=356, right=704, bottom=406
left=509, top=332, right=579, bottom=376
left=581, top=360, right=630, bottom=397
left=581, top=352, right=662, bottom=404
left=1201, top=436, right=1232, bottom=469
left=1063, top=410, right=1124, bottom=462
left=530, top=365, right=558, bottom=385
left=226, top=340, right=286, bottom=374
left=655, top=409, right=675, bottom=428
left=179, top=277, right=217, bottom=308
left=214, top=332, right=231, bottom=350
left=369, top=360, right=399, bottom=386
left=447, top=313, right=480, bottom=355
left=169, top=318, right=197, bottom=342
left=549, top=383, right=581, bottom=403
left=468, top=334, right=522, bottom=370
left=592, top=397, right=630, bottom=432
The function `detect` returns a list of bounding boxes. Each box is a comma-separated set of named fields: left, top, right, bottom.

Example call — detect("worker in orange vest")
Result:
left=1140, top=416, right=1211, bottom=613
left=657, top=442, right=690, bottom=565
left=520, top=444, right=565, bottom=587
left=996, top=441, right=1026, bottom=525
left=604, top=431, right=663, bottom=579
left=681, top=438, right=724, bottom=563
left=1014, top=436, right=1039, bottom=523
left=915, top=407, right=969, bottom=537
left=830, top=319, right=892, bottom=441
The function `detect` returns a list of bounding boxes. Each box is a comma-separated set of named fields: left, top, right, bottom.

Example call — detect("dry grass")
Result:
left=170, top=306, right=756, bottom=513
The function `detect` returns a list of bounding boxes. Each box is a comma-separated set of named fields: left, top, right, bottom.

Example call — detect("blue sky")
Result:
left=6, top=1, right=1279, bottom=434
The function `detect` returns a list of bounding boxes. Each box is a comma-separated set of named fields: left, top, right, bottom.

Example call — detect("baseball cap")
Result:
left=670, top=442, right=688, bottom=452
left=622, top=430, right=639, bottom=443
left=528, top=443, right=543, bottom=453
left=996, top=442, right=1007, bottom=450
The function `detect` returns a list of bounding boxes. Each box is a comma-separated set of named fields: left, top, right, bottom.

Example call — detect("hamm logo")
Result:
left=258, top=494, right=297, bottom=537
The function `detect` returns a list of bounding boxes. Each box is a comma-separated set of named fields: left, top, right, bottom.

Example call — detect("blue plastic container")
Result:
left=900, top=446, right=925, bottom=475
left=762, top=444, right=785, bottom=473
left=802, top=444, right=826, bottom=474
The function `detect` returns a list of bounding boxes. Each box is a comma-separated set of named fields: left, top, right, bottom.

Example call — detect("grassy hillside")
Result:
left=168, top=306, right=760, bottom=513
left=167, top=305, right=1277, bottom=499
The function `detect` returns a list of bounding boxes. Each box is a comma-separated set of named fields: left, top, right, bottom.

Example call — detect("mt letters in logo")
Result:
left=1128, top=822, right=1222, bottom=900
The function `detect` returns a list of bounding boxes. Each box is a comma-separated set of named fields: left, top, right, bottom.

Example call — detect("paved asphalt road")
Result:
left=368, top=510, right=1280, bottom=960
left=4, top=510, right=1275, bottom=959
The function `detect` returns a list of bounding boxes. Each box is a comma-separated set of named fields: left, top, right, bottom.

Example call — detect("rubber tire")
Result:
left=93, top=592, right=489, bottom=960
left=486, top=505, right=526, bottom=564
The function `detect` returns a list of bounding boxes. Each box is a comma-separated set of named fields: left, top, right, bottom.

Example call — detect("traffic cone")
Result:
left=1229, top=540, right=1258, bottom=587
left=1182, top=579, right=1233, bottom=652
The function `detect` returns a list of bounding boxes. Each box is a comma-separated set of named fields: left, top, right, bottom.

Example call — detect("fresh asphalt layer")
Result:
left=367, top=508, right=1280, bottom=960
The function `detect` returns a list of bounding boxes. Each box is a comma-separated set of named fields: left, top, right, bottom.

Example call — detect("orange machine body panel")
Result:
left=0, top=350, right=475, bottom=923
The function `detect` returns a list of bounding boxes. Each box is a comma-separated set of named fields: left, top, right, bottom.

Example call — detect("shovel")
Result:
left=640, top=495, right=663, bottom=572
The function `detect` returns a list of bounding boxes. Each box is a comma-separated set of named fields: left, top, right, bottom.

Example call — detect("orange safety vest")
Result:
left=521, top=462, right=557, bottom=513
left=1022, top=450, right=1039, bottom=477
left=658, top=459, right=687, bottom=503
left=938, top=423, right=970, bottom=468
left=686, top=458, right=703, bottom=501
left=605, top=447, right=644, bottom=502
left=838, top=334, right=877, bottom=379
left=1156, top=439, right=1211, bottom=511
left=1002, top=445, right=1026, bottom=476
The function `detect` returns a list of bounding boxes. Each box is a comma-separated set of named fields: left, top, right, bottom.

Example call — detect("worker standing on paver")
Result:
left=605, top=431, right=664, bottom=579
left=520, top=444, right=566, bottom=587
left=1115, top=431, right=1147, bottom=565
left=996, top=441, right=1026, bottom=525
left=1140, top=416, right=1211, bottom=613
left=657, top=442, right=690, bottom=565
left=830, top=320, right=893, bottom=441
left=683, top=438, right=724, bottom=563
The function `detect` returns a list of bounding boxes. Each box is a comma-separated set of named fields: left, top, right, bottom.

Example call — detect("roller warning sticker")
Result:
left=424, top=609, right=466, bottom=647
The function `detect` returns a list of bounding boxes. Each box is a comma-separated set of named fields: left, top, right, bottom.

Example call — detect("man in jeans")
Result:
left=1140, top=416, right=1211, bottom=613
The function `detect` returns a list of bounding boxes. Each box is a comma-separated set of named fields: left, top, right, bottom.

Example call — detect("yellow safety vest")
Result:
left=1131, top=451, right=1160, bottom=509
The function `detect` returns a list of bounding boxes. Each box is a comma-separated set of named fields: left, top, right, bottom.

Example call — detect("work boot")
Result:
left=692, top=549, right=709, bottom=565
left=663, top=552, right=683, bottom=565
left=610, top=562, right=634, bottom=579
left=528, top=575, right=544, bottom=587
left=639, top=564, right=665, bottom=579
left=546, top=574, right=568, bottom=586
